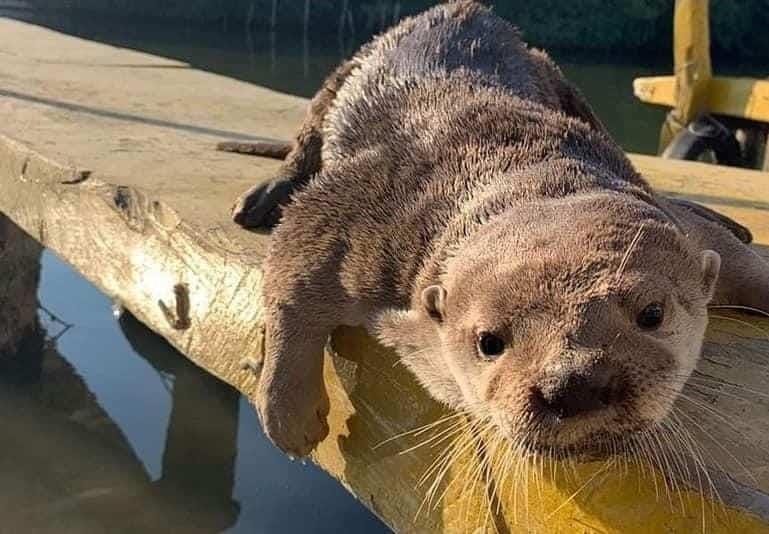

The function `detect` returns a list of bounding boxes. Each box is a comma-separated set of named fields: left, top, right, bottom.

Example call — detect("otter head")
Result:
left=376, top=196, right=720, bottom=456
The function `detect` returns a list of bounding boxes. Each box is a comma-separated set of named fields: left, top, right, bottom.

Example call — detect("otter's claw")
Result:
left=232, top=178, right=296, bottom=229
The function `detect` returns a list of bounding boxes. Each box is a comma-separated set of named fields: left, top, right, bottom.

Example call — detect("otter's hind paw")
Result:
left=232, top=178, right=296, bottom=229
left=668, top=197, right=753, bottom=244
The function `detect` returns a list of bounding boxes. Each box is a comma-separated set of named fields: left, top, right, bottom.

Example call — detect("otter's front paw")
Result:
left=256, top=385, right=330, bottom=457
left=232, top=178, right=295, bottom=229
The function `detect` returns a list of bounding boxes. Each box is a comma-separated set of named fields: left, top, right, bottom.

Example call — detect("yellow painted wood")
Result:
left=635, top=76, right=769, bottom=124
left=2, top=18, right=769, bottom=534
left=659, top=0, right=713, bottom=151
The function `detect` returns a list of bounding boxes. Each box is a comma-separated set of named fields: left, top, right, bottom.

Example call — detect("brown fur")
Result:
left=233, top=1, right=769, bottom=457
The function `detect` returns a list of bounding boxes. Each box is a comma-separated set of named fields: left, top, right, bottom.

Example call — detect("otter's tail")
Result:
left=216, top=139, right=292, bottom=160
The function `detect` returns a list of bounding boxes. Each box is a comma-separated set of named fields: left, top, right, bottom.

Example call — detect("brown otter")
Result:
left=229, top=1, right=769, bottom=458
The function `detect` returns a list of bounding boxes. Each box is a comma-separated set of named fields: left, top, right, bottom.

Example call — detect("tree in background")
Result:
left=20, top=0, right=769, bottom=62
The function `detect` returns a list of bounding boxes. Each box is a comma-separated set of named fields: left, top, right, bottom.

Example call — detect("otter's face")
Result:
left=376, top=217, right=720, bottom=456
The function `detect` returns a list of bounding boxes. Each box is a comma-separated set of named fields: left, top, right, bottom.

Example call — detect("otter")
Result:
left=229, top=1, right=769, bottom=458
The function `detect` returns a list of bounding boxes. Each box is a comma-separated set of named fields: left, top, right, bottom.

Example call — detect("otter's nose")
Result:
left=533, top=366, right=625, bottom=420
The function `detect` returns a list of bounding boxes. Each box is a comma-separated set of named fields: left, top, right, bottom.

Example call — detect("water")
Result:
left=0, top=7, right=683, bottom=534
left=1, top=243, right=389, bottom=533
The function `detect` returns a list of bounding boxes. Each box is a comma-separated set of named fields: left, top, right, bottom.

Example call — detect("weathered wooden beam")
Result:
left=658, top=0, right=713, bottom=151
left=2, top=18, right=769, bottom=533
left=635, top=75, right=769, bottom=124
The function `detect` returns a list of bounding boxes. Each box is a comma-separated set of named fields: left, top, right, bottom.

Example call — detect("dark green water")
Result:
left=0, top=7, right=681, bottom=534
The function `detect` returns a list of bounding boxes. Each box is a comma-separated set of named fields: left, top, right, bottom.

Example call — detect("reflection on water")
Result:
left=0, top=215, right=388, bottom=533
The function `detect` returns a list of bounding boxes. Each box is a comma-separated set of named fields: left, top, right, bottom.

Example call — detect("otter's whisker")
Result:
left=494, top=439, right=517, bottom=518
left=393, top=346, right=434, bottom=368
left=615, top=223, right=646, bottom=280
left=657, top=420, right=688, bottom=513
left=547, top=457, right=615, bottom=519
left=665, top=417, right=695, bottom=485
left=418, top=419, right=475, bottom=490
left=708, top=304, right=769, bottom=318
left=536, top=439, right=546, bottom=499
left=640, top=430, right=664, bottom=502
left=674, top=393, right=759, bottom=485
left=510, top=437, right=529, bottom=523
left=685, top=375, right=769, bottom=402
left=481, top=431, right=508, bottom=527
left=670, top=407, right=723, bottom=504
left=669, top=408, right=716, bottom=532
left=649, top=426, right=678, bottom=510
left=455, top=425, right=494, bottom=511
left=462, top=431, right=503, bottom=529
left=416, top=420, right=477, bottom=520
left=441, top=422, right=499, bottom=512
left=376, top=410, right=470, bottom=449
left=709, top=313, right=769, bottom=341
left=627, top=435, right=646, bottom=487
left=676, top=388, right=755, bottom=448
left=396, top=417, right=471, bottom=455
left=423, top=418, right=492, bottom=512
left=665, top=393, right=733, bottom=501
left=548, top=445, right=556, bottom=488
left=662, top=383, right=760, bottom=456
left=656, top=422, right=684, bottom=513
left=522, top=444, right=533, bottom=522
left=419, top=418, right=476, bottom=487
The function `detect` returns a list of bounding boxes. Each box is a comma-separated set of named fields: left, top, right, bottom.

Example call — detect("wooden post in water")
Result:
left=0, top=214, right=42, bottom=368
left=658, top=0, right=712, bottom=152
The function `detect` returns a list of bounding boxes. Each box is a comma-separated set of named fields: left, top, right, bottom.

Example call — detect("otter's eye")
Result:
left=637, top=302, right=664, bottom=330
left=478, top=332, right=505, bottom=358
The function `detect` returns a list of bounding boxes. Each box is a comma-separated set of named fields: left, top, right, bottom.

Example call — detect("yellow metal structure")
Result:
left=636, top=0, right=769, bottom=165
left=657, top=0, right=713, bottom=150
left=635, top=76, right=769, bottom=125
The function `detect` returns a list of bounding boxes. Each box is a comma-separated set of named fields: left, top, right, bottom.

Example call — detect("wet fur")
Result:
left=233, top=1, right=769, bottom=457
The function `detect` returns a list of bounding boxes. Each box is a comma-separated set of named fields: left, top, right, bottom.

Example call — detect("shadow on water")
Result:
left=0, top=214, right=389, bottom=533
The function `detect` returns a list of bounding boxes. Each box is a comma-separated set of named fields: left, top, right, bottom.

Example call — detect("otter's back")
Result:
left=324, top=2, right=560, bottom=160
left=375, top=2, right=541, bottom=94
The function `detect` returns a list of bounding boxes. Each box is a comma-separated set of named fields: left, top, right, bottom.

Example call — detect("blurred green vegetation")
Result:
left=23, top=0, right=769, bottom=61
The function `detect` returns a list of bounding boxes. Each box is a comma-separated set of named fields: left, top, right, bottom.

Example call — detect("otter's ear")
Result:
left=421, top=285, right=447, bottom=322
left=701, top=249, right=721, bottom=298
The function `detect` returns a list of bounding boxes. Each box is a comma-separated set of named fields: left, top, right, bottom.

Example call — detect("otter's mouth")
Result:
left=498, top=375, right=684, bottom=460
left=494, top=401, right=659, bottom=461
left=521, top=424, right=654, bottom=461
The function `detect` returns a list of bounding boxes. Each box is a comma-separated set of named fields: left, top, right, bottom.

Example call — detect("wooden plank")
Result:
left=2, top=18, right=769, bottom=533
left=635, top=75, right=769, bottom=124
left=659, top=0, right=713, bottom=151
